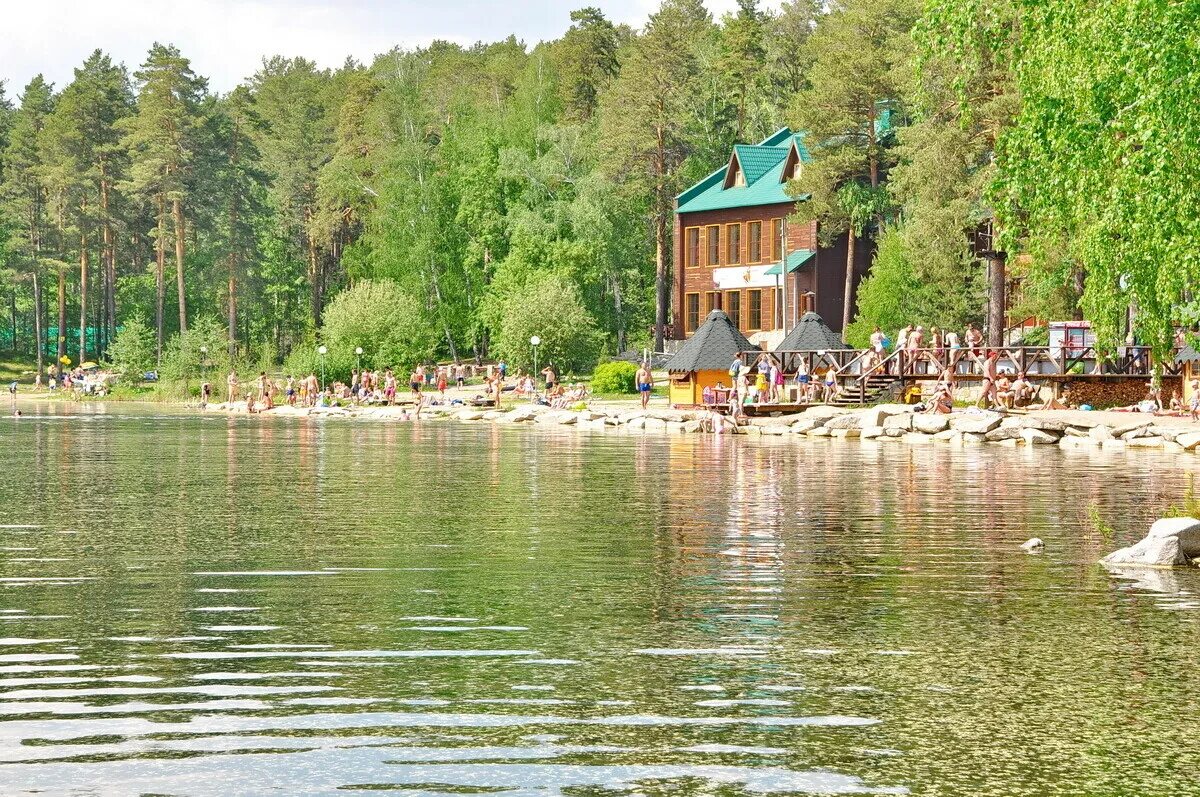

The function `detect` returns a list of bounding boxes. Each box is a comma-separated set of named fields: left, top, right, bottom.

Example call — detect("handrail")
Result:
left=740, top=345, right=1181, bottom=382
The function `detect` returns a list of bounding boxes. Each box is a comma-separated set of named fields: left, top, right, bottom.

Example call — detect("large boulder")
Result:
left=1088, top=425, right=1114, bottom=442
left=949, top=410, right=1003, bottom=435
left=912, top=414, right=951, bottom=434
left=1176, top=431, right=1200, bottom=450
left=933, top=429, right=962, bottom=444
left=883, top=413, right=913, bottom=432
left=985, top=425, right=1023, bottom=442
left=1021, top=428, right=1059, bottom=446
left=860, top=425, right=885, bottom=440
left=825, top=413, right=862, bottom=430
left=1127, top=436, right=1165, bottom=448
left=1101, top=517, right=1200, bottom=567
left=1112, top=418, right=1155, bottom=438
left=790, top=416, right=826, bottom=434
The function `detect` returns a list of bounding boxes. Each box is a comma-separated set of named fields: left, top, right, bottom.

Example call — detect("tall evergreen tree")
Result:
left=555, top=7, right=621, bottom=122
left=121, top=43, right=205, bottom=358
left=600, top=0, right=711, bottom=351
left=717, top=0, right=767, bottom=139
left=0, top=77, right=54, bottom=377
left=249, top=56, right=334, bottom=330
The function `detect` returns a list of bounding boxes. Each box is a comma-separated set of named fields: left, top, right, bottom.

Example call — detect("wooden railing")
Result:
left=741, top=345, right=1183, bottom=393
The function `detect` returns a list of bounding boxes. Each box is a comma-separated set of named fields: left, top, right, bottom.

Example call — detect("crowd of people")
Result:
left=215, top=359, right=598, bottom=414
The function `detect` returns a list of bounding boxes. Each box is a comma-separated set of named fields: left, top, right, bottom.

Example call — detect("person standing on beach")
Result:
left=200, top=379, right=212, bottom=409
left=541, top=364, right=557, bottom=393
left=409, top=367, right=422, bottom=402
left=636, top=362, right=653, bottom=409
left=455, top=362, right=466, bottom=388
left=978, top=350, right=999, bottom=408
left=385, top=370, right=397, bottom=406
left=437, top=368, right=448, bottom=399
left=227, top=371, right=238, bottom=404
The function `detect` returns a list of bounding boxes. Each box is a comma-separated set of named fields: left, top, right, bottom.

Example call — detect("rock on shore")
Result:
left=1101, top=517, right=1200, bottom=568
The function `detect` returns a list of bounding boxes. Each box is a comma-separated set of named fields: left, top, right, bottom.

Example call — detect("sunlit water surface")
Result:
left=1, top=401, right=1199, bottom=796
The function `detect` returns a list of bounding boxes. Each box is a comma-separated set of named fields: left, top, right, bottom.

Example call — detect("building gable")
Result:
left=676, top=127, right=813, bottom=214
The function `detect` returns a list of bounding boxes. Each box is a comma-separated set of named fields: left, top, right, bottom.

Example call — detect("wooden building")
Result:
left=667, top=310, right=755, bottom=406
left=671, top=127, right=870, bottom=344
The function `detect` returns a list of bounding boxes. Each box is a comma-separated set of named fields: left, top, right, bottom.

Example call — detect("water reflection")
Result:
left=0, top=404, right=1199, bottom=795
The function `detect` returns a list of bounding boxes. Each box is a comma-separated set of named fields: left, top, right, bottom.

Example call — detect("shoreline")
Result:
left=183, top=398, right=1200, bottom=455
left=15, top=392, right=1200, bottom=455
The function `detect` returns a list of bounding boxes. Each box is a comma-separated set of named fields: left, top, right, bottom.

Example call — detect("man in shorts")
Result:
left=636, top=362, right=653, bottom=409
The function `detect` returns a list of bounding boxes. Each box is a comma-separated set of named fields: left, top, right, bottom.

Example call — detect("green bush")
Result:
left=106, top=317, right=156, bottom=385
left=591, top=360, right=638, bottom=393
left=491, top=273, right=603, bottom=373
left=320, top=279, right=436, bottom=370
left=282, top=345, right=356, bottom=386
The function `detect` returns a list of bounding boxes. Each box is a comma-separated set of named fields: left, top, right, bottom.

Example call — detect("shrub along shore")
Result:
left=200, top=400, right=1200, bottom=454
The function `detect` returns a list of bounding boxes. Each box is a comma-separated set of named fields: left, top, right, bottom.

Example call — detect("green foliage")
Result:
left=156, top=317, right=233, bottom=397
left=844, top=225, right=923, bottom=347
left=492, top=272, right=602, bottom=374
left=926, top=0, right=1200, bottom=360
left=105, top=317, right=156, bottom=384
left=319, top=279, right=436, bottom=369
left=591, top=360, right=638, bottom=393
left=281, top=344, right=355, bottom=387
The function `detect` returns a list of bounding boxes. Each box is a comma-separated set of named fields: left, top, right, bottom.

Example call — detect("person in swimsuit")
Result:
left=636, top=362, right=653, bottom=409
left=977, top=350, right=999, bottom=408
left=409, top=369, right=422, bottom=401
left=227, top=371, right=239, bottom=404
left=385, top=370, right=397, bottom=405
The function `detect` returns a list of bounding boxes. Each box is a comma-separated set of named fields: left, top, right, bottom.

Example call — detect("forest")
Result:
left=0, top=0, right=1196, bottom=383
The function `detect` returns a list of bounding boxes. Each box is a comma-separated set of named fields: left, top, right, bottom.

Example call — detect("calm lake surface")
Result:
left=1, top=402, right=1199, bottom=796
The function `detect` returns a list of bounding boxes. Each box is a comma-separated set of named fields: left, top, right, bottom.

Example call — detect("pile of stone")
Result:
left=211, top=400, right=1200, bottom=454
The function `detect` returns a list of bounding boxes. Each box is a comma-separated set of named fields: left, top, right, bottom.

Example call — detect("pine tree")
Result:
left=717, top=0, right=767, bottom=139
left=39, top=51, right=132, bottom=360
left=555, top=7, right=621, bottom=122
left=600, top=0, right=712, bottom=351
left=121, top=43, right=205, bottom=359
left=209, top=86, right=266, bottom=357
left=0, top=77, right=53, bottom=377
left=789, top=0, right=917, bottom=332
left=249, top=56, right=334, bottom=330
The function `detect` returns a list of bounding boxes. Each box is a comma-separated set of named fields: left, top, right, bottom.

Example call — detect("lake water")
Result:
left=1, top=402, right=1199, bottom=796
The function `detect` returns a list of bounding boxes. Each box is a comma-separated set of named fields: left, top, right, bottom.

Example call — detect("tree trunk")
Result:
left=79, top=227, right=89, bottom=363
left=611, top=273, right=626, bottom=354
left=654, top=213, right=667, bottom=353
left=101, top=173, right=115, bottom=355
left=32, top=272, right=43, bottom=380
left=56, top=263, right=66, bottom=369
left=172, top=198, right=187, bottom=334
left=842, top=228, right=856, bottom=334
left=156, top=195, right=166, bottom=361
left=307, top=223, right=322, bottom=328
left=987, top=252, right=1006, bottom=348
left=9, top=292, right=16, bottom=356
left=227, top=131, right=240, bottom=358
left=653, top=119, right=668, bottom=353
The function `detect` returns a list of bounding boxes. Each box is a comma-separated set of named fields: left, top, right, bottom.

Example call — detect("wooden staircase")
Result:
left=832, top=373, right=901, bottom=406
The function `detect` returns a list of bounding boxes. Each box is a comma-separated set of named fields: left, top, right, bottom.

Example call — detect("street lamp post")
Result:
left=355, top=346, right=363, bottom=373
left=530, top=335, right=540, bottom=399
left=318, top=345, right=328, bottom=392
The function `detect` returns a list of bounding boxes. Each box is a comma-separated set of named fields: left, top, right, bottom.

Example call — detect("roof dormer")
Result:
left=781, top=142, right=803, bottom=182
left=723, top=151, right=746, bottom=189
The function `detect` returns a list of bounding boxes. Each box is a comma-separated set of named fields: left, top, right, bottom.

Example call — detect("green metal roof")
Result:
left=762, top=249, right=816, bottom=276
left=676, top=128, right=812, bottom=214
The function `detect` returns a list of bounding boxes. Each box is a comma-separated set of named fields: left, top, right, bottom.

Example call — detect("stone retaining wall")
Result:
left=211, top=401, right=1200, bottom=454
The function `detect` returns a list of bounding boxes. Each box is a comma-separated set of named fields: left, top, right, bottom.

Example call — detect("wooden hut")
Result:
left=667, top=310, right=756, bottom=406
left=1178, top=346, right=1200, bottom=406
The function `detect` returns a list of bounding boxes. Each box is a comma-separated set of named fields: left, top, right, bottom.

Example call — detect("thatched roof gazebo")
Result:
left=667, top=310, right=756, bottom=406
